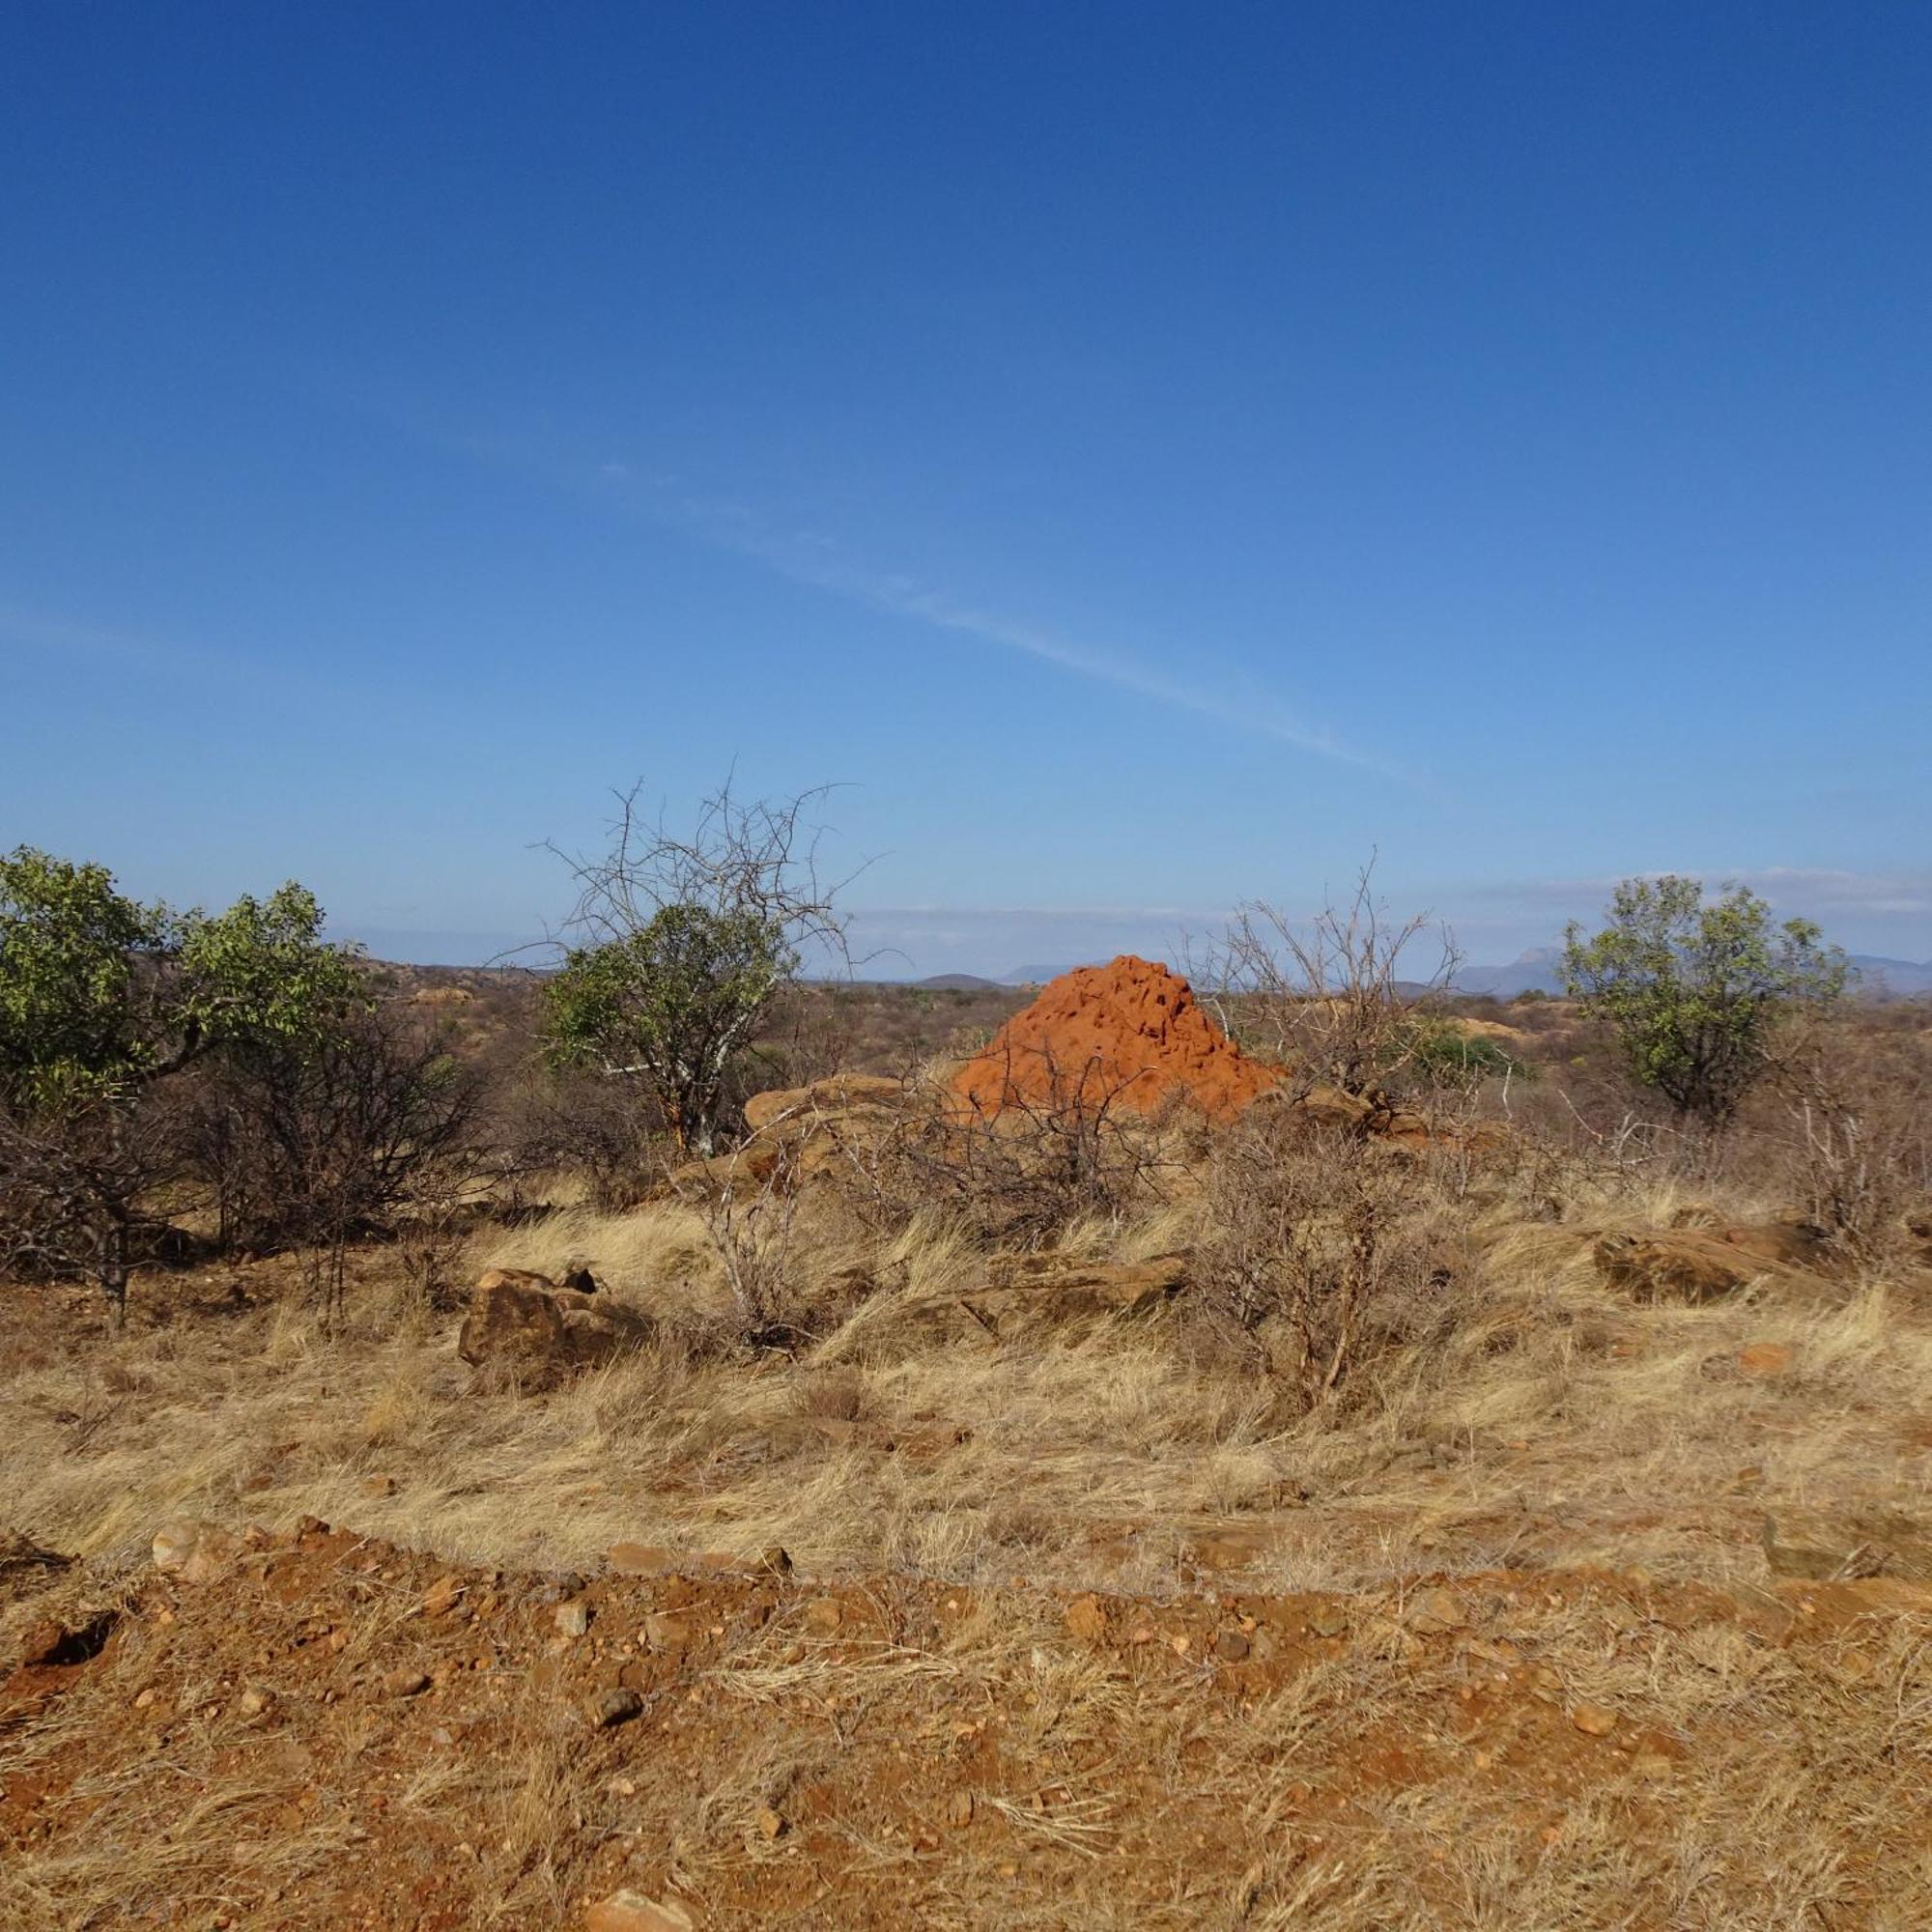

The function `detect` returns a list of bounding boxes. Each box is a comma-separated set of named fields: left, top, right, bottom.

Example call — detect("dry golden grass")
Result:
left=5, top=1129, right=1932, bottom=1928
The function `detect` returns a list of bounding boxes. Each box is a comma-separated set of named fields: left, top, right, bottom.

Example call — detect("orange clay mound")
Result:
left=952, top=954, right=1281, bottom=1122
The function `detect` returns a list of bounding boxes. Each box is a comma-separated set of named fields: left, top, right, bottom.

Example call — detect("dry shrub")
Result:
left=1775, top=1012, right=1932, bottom=1264
left=1193, top=1105, right=1466, bottom=1412
left=853, top=1052, right=1177, bottom=1248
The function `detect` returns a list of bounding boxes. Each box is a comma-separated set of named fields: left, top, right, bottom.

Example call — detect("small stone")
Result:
left=584, top=1893, right=696, bottom=1932
left=152, top=1520, right=240, bottom=1584
left=756, top=1545, right=794, bottom=1580
left=804, top=1599, right=842, bottom=1634
left=380, top=1669, right=430, bottom=1699
left=1215, top=1629, right=1251, bottom=1662
left=592, top=1687, right=644, bottom=1728
left=948, top=1789, right=976, bottom=1829
left=1063, top=1594, right=1108, bottom=1642
left=132, top=1688, right=158, bottom=1711
left=1407, top=1588, right=1467, bottom=1635
left=239, top=1687, right=270, bottom=1716
left=1306, top=1604, right=1348, bottom=1638
left=1571, top=1702, right=1617, bottom=1737
left=420, top=1575, right=464, bottom=1617
left=554, top=1602, right=590, bottom=1638
left=607, top=1543, right=673, bottom=1577
left=644, top=1610, right=696, bottom=1650
left=754, top=1806, right=785, bottom=1840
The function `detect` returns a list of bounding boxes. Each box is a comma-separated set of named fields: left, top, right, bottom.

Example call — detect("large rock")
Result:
left=1762, top=1509, right=1932, bottom=1582
left=958, top=1252, right=1189, bottom=1332
left=458, top=1278, right=652, bottom=1381
left=1594, top=1219, right=1830, bottom=1302
left=742, top=1074, right=908, bottom=1133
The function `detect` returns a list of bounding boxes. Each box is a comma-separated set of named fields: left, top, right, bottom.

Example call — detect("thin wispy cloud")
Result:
left=655, top=485, right=1388, bottom=771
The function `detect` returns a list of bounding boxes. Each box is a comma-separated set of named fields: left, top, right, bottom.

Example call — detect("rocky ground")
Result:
left=7, top=1512, right=1930, bottom=1931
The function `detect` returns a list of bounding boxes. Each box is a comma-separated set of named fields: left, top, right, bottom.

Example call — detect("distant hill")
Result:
left=1002, top=961, right=1101, bottom=986
left=1848, top=955, right=1932, bottom=996
left=911, top=973, right=1007, bottom=991
left=1449, top=947, right=1568, bottom=998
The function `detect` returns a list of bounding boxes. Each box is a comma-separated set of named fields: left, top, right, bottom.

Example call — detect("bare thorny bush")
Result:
left=854, top=1040, right=1178, bottom=1247
left=1194, top=861, right=1461, bottom=1100
left=1776, top=1012, right=1932, bottom=1264
left=1194, top=1103, right=1467, bottom=1413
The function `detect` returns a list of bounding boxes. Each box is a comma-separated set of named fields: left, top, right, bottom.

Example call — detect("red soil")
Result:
left=950, top=954, right=1280, bottom=1122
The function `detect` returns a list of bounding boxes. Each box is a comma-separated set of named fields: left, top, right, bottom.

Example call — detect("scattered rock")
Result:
left=644, top=1610, right=696, bottom=1650
left=607, top=1543, right=674, bottom=1577
left=743, top=1074, right=908, bottom=1132
left=1571, top=1702, right=1618, bottom=1737
left=584, top=1893, right=696, bottom=1932
left=804, top=1599, right=843, bottom=1634
left=421, top=1575, right=465, bottom=1617
left=754, top=1806, right=786, bottom=1840
left=379, top=1668, right=429, bottom=1699
left=1214, top=1629, right=1251, bottom=1662
left=1406, top=1587, right=1468, bottom=1635
left=554, top=1601, right=590, bottom=1638
left=1594, top=1220, right=1829, bottom=1303
left=965, top=1252, right=1189, bottom=1328
left=459, top=1279, right=653, bottom=1383
left=1762, top=1509, right=1932, bottom=1582
left=152, top=1520, right=240, bottom=1584
left=238, top=1686, right=271, bottom=1716
left=1064, top=1594, right=1109, bottom=1642
left=592, top=1687, right=644, bottom=1728
left=473, top=1266, right=557, bottom=1292
left=756, top=1546, right=793, bottom=1581
left=949, top=1790, right=977, bottom=1829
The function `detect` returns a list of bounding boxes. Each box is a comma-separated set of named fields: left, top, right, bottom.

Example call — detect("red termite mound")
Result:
left=951, top=955, right=1280, bottom=1122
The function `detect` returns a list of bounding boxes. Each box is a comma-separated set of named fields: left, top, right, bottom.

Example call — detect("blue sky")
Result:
left=3, top=2, right=1927, bottom=976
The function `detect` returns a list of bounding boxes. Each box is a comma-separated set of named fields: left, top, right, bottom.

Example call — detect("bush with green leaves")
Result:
left=539, top=780, right=854, bottom=1157
left=0, top=846, right=361, bottom=1320
left=1561, top=875, right=1847, bottom=1129
left=543, top=902, right=795, bottom=1157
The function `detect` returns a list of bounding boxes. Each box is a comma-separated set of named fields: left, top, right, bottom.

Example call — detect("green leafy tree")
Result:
left=0, top=847, right=361, bottom=1321
left=544, top=903, right=794, bottom=1156
left=538, top=780, right=856, bottom=1158
left=1561, top=876, right=1847, bottom=1128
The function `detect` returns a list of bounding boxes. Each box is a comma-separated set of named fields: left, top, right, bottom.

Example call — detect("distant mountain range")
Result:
left=1449, top=947, right=1932, bottom=999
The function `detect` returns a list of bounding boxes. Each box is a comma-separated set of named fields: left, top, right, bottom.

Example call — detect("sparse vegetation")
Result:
left=3, top=841, right=1930, bottom=1929
left=1562, top=875, right=1849, bottom=1128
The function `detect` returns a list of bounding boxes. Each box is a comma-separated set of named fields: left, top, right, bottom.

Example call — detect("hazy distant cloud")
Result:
left=1463, top=866, right=1932, bottom=919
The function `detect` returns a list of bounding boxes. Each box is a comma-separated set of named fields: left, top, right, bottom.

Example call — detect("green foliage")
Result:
left=0, top=849, right=362, bottom=1111
left=1404, top=1020, right=1523, bottom=1091
left=1561, top=875, right=1847, bottom=1127
left=0, top=846, right=364, bottom=1317
left=542, top=901, right=795, bottom=1152
left=0, top=849, right=164, bottom=1108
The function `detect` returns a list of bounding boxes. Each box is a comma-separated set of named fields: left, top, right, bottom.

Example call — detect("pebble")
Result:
left=1571, top=1702, right=1618, bottom=1737
left=379, top=1669, right=429, bottom=1699
left=584, top=1892, right=696, bottom=1932
left=555, top=1602, right=591, bottom=1638
left=593, top=1687, right=644, bottom=1728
